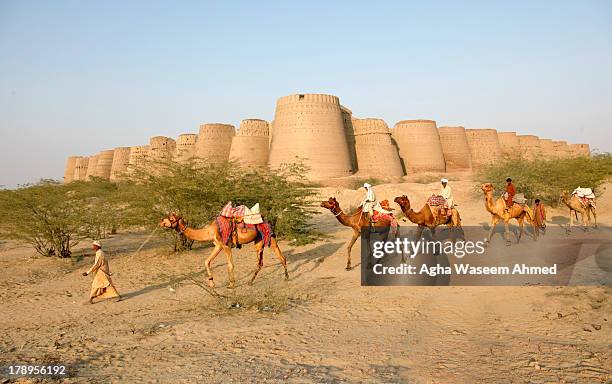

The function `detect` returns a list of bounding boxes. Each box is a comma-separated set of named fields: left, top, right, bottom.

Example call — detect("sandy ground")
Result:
left=0, top=179, right=610, bottom=383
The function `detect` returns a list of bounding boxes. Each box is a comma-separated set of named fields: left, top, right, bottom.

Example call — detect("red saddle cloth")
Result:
left=427, top=195, right=446, bottom=206
left=371, top=211, right=399, bottom=236
left=215, top=216, right=235, bottom=246
left=216, top=216, right=274, bottom=247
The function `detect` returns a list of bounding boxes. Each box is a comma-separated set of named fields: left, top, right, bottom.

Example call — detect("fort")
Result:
left=62, top=92, right=592, bottom=183
left=229, top=119, right=270, bottom=169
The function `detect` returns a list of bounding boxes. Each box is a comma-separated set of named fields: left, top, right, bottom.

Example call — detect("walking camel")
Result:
left=480, top=183, right=537, bottom=244
left=393, top=195, right=461, bottom=240
left=559, top=191, right=597, bottom=229
left=320, top=197, right=394, bottom=270
left=159, top=213, right=288, bottom=288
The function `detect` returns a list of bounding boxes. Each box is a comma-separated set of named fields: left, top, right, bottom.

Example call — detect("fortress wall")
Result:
left=570, top=143, right=590, bottom=157
left=393, top=119, right=446, bottom=173
left=497, top=132, right=521, bottom=158
left=341, top=106, right=357, bottom=172
left=94, top=150, right=115, bottom=179
left=73, top=157, right=89, bottom=181
left=63, top=156, right=79, bottom=183
left=150, top=136, right=176, bottom=161
left=351, top=118, right=404, bottom=177
left=437, top=126, right=472, bottom=170
left=195, top=123, right=235, bottom=164
left=539, top=139, right=556, bottom=158
left=465, top=129, right=503, bottom=168
left=268, top=93, right=353, bottom=179
left=229, top=119, right=270, bottom=169
left=85, top=155, right=99, bottom=180
left=552, top=141, right=571, bottom=159
left=110, top=147, right=131, bottom=181
left=175, top=133, right=198, bottom=163
left=518, top=135, right=541, bottom=160
left=128, top=145, right=150, bottom=172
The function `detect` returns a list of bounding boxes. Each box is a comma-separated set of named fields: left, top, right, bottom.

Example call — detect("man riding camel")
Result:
left=504, top=178, right=516, bottom=210
left=438, top=178, right=454, bottom=217
left=360, top=183, right=376, bottom=218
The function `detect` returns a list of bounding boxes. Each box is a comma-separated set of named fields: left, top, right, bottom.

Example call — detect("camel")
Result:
left=480, top=183, right=537, bottom=244
left=560, top=191, right=597, bottom=228
left=320, top=197, right=395, bottom=270
left=393, top=195, right=461, bottom=240
left=159, top=213, right=288, bottom=288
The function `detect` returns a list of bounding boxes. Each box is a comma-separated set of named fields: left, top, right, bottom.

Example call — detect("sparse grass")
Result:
left=350, top=177, right=384, bottom=190
left=475, top=154, right=612, bottom=207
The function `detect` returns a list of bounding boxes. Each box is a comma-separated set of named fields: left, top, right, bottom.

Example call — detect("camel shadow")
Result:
left=285, top=241, right=346, bottom=277
left=122, top=271, right=205, bottom=300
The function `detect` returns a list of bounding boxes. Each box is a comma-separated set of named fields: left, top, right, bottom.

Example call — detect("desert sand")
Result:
left=0, top=179, right=610, bottom=383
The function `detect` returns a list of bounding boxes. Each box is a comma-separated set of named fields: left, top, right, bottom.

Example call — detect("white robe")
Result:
left=439, top=185, right=454, bottom=208
left=360, top=188, right=376, bottom=215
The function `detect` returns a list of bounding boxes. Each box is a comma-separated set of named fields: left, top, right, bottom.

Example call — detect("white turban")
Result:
left=92, top=241, right=102, bottom=247
left=441, top=178, right=448, bottom=183
left=363, top=183, right=371, bottom=189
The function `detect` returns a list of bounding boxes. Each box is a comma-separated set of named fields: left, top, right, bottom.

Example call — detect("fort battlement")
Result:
left=438, top=126, right=472, bottom=170
left=393, top=119, right=446, bottom=173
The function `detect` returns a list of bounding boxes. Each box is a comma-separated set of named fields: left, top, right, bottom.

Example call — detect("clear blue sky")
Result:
left=1, top=1, right=611, bottom=186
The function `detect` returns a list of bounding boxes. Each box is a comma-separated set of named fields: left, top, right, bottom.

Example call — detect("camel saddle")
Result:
left=572, top=187, right=596, bottom=208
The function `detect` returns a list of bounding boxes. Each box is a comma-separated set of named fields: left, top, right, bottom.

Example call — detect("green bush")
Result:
left=0, top=179, right=124, bottom=257
left=115, top=159, right=320, bottom=246
left=475, top=154, right=612, bottom=206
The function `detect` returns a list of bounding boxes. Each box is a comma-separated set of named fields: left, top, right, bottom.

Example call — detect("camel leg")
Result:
left=205, top=244, right=223, bottom=288
left=415, top=225, right=424, bottom=241
left=592, top=207, right=597, bottom=228
left=516, top=216, right=524, bottom=243
left=221, top=246, right=236, bottom=288
left=250, top=241, right=265, bottom=285
left=270, top=237, right=289, bottom=280
left=485, top=216, right=499, bottom=244
left=503, top=220, right=511, bottom=245
left=346, top=229, right=360, bottom=270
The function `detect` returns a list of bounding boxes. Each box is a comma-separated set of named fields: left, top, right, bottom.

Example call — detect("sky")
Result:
left=1, top=0, right=611, bottom=187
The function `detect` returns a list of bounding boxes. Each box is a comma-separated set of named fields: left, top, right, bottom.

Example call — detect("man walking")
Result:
left=83, top=241, right=121, bottom=304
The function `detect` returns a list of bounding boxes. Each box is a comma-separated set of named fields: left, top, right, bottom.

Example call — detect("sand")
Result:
left=0, top=179, right=610, bottom=383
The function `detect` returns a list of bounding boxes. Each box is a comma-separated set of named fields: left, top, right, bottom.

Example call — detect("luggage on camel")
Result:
left=218, top=201, right=270, bottom=248
left=512, top=193, right=527, bottom=205
left=572, top=187, right=596, bottom=208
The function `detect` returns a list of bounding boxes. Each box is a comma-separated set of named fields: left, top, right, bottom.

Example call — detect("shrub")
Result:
left=475, top=154, right=612, bottom=206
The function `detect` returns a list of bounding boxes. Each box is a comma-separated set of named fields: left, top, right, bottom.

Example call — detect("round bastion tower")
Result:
left=229, top=119, right=270, bottom=169
left=110, top=147, right=131, bottom=181
left=437, top=126, right=472, bottom=171
left=63, top=156, right=80, bottom=183
left=497, top=132, right=521, bottom=159
left=94, top=150, right=115, bottom=179
left=73, top=156, right=89, bottom=181
left=393, top=120, right=446, bottom=173
left=465, top=129, right=503, bottom=168
left=85, top=154, right=99, bottom=180
left=194, top=124, right=235, bottom=164
left=175, top=134, right=198, bottom=163
left=351, top=118, right=404, bottom=178
left=268, top=93, right=353, bottom=179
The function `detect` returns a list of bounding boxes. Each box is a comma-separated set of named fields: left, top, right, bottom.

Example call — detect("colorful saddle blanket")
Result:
left=216, top=216, right=274, bottom=247
left=427, top=195, right=446, bottom=206
left=371, top=211, right=399, bottom=236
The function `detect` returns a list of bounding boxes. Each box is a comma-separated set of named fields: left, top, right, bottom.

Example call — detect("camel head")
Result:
left=159, top=212, right=182, bottom=230
left=394, top=195, right=410, bottom=210
left=481, top=183, right=494, bottom=194
left=559, top=190, right=570, bottom=204
left=321, top=197, right=340, bottom=212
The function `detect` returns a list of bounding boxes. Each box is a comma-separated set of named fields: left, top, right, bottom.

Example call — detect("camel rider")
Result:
left=360, top=183, right=376, bottom=219
left=439, top=178, right=454, bottom=217
left=504, top=178, right=515, bottom=210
